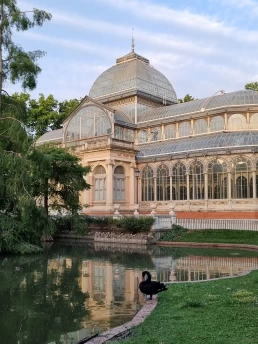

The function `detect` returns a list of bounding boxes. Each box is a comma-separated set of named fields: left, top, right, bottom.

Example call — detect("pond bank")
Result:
left=157, top=241, right=258, bottom=251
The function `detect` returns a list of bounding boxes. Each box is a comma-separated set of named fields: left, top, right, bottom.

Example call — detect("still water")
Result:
left=1, top=242, right=258, bottom=344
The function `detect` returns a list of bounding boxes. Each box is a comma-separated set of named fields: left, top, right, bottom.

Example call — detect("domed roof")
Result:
left=89, top=50, right=178, bottom=104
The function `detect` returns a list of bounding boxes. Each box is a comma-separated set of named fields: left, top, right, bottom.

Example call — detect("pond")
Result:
left=1, top=241, right=258, bottom=344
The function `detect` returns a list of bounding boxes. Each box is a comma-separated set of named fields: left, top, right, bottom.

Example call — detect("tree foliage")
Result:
left=11, top=92, right=81, bottom=137
left=178, top=94, right=196, bottom=103
left=29, top=145, right=91, bottom=215
left=0, top=0, right=52, bottom=95
left=245, top=82, right=258, bottom=92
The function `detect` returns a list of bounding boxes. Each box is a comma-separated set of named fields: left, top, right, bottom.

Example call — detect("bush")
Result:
left=53, top=215, right=155, bottom=235
left=117, top=216, right=155, bottom=234
left=159, top=224, right=187, bottom=241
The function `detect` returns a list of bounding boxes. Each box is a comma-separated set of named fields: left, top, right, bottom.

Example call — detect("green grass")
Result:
left=110, top=270, right=258, bottom=344
left=160, top=229, right=258, bottom=246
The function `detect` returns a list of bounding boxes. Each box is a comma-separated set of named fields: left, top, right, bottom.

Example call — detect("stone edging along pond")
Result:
left=157, top=241, right=258, bottom=251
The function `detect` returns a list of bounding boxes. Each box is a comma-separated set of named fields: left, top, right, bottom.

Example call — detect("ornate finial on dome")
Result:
left=131, top=28, right=135, bottom=52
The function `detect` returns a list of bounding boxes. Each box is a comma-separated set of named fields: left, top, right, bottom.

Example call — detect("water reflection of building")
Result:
left=79, top=260, right=144, bottom=329
left=47, top=257, right=145, bottom=333
left=153, top=255, right=258, bottom=283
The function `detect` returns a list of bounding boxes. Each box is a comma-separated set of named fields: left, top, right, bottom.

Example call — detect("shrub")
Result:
left=159, top=224, right=187, bottom=241
left=118, top=216, right=155, bottom=234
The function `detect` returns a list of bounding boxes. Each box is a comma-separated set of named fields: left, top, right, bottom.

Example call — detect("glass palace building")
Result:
left=37, top=49, right=258, bottom=219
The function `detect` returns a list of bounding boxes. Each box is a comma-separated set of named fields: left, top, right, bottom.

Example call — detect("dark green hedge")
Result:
left=53, top=215, right=155, bottom=234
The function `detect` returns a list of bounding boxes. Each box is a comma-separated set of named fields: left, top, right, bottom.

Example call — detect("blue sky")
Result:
left=9, top=0, right=258, bottom=101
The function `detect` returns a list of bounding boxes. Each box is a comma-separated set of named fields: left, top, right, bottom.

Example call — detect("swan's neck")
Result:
left=145, top=272, right=151, bottom=282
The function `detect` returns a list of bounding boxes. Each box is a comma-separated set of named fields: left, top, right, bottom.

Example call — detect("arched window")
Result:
left=208, top=159, right=227, bottom=199
left=141, top=166, right=154, bottom=201
left=138, top=130, right=148, bottom=143
left=231, top=157, right=252, bottom=198
left=179, top=122, right=191, bottom=137
left=157, top=165, right=170, bottom=201
left=114, top=166, right=125, bottom=201
left=194, top=119, right=207, bottom=135
left=114, top=126, right=124, bottom=140
left=210, top=116, right=224, bottom=132
left=150, top=127, right=161, bottom=141
left=249, top=113, right=258, bottom=129
left=65, top=106, right=111, bottom=142
left=172, top=163, right=187, bottom=200
left=165, top=124, right=176, bottom=139
left=228, top=114, right=247, bottom=130
left=94, top=165, right=106, bottom=201
left=189, top=161, right=204, bottom=200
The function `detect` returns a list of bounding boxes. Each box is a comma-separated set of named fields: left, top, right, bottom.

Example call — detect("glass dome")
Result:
left=89, top=51, right=178, bottom=104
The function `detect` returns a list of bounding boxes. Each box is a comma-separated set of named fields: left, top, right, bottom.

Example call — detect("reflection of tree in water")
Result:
left=0, top=255, right=90, bottom=344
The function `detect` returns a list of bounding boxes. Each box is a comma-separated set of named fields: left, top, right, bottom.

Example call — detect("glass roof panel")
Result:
left=139, top=90, right=258, bottom=123
left=137, top=131, right=258, bottom=158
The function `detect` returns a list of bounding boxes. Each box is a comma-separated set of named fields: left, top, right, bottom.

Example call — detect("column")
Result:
left=186, top=173, right=190, bottom=201
left=154, top=172, right=157, bottom=202
left=204, top=172, right=208, bottom=200
left=191, top=119, right=194, bottom=135
left=161, top=124, right=165, bottom=140
left=207, top=116, right=210, bottom=133
left=170, top=175, right=172, bottom=200
left=228, top=171, right=232, bottom=199
left=106, top=160, right=114, bottom=209
left=224, top=113, right=228, bottom=130
left=253, top=170, right=256, bottom=199
left=130, top=163, right=135, bottom=206
left=176, top=122, right=179, bottom=138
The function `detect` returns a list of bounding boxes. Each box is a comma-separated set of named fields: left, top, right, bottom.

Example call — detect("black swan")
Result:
left=139, top=270, right=168, bottom=300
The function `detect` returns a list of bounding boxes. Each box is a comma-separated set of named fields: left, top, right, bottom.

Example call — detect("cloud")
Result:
left=95, top=0, right=258, bottom=43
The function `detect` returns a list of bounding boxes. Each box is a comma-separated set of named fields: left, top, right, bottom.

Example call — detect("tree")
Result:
left=245, top=82, right=258, bottom=92
left=28, top=94, right=81, bottom=137
left=11, top=92, right=81, bottom=137
left=29, top=145, right=91, bottom=215
left=0, top=1, right=51, bottom=111
left=178, top=94, right=196, bottom=103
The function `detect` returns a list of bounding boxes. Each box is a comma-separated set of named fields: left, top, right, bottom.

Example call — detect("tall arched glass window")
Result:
left=179, top=122, right=191, bottom=137
left=150, top=127, right=161, bottom=141
left=114, top=126, right=124, bottom=140
left=189, top=161, right=204, bottom=199
left=210, top=116, right=224, bottom=132
left=157, top=165, right=170, bottom=201
left=65, top=106, right=111, bottom=142
left=231, top=157, right=252, bottom=198
left=172, top=163, right=187, bottom=200
left=114, top=166, right=125, bottom=201
left=94, top=165, right=106, bottom=201
left=141, top=166, right=154, bottom=201
left=249, top=113, right=258, bottom=129
left=165, top=124, right=176, bottom=139
left=228, top=114, right=247, bottom=130
left=208, top=159, right=227, bottom=199
left=138, top=130, right=148, bottom=143
left=194, top=119, right=207, bottom=135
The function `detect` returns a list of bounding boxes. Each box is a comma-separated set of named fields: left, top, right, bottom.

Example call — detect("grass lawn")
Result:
left=159, top=229, right=258, bottom=246
left=110, top=270, right=258, bottom=344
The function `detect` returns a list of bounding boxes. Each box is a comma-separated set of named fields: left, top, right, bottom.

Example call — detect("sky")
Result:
left=8, top=0, right=258, bottom=101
